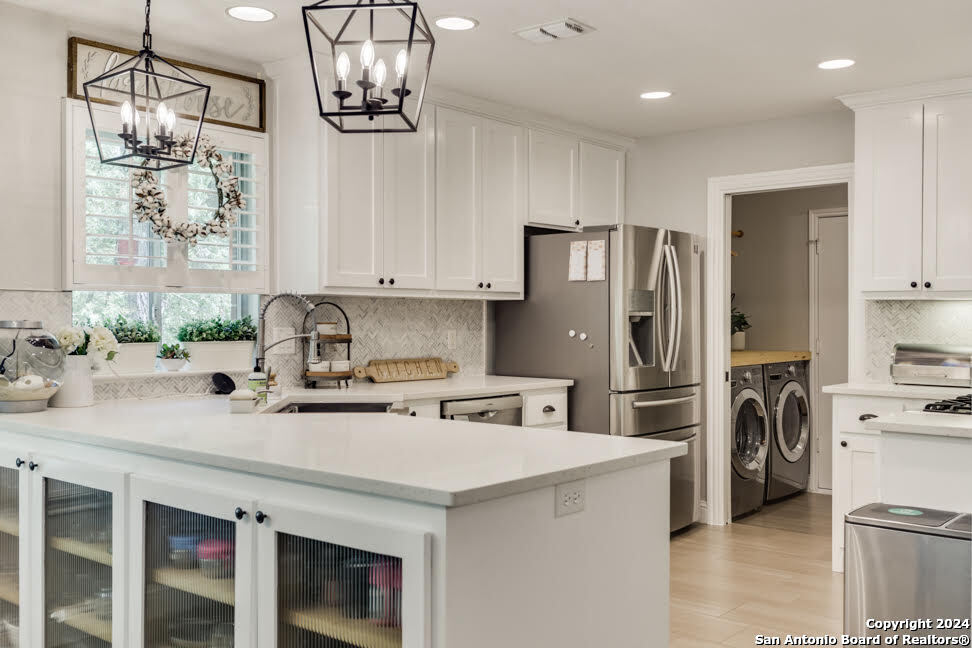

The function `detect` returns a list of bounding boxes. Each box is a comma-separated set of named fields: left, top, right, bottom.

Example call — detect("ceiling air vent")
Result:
left=515, top=19, right=595, bottom=44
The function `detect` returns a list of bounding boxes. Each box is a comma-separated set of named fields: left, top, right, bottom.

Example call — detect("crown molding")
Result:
left=839, top=77, right=972, bottom=110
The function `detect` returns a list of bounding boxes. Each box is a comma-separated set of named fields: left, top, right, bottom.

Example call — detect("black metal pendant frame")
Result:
left=303, top=0, right=435, bottom=133
left=82, top=0, right=211, bottom=170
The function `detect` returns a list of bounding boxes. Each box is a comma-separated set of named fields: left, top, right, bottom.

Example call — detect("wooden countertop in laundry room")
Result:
left=730, top=350, right=812, bottom=367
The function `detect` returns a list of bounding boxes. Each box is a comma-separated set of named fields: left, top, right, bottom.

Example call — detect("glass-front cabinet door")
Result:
left=129, top=476, right=255, bottom=648
left=255, top=502, right=431, bottom=648
left=29, top=456, right=127, bottom=647
left=0, top=452, right=29, bottom=647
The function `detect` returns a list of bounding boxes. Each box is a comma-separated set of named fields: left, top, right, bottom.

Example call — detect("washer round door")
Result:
left=731, top=388, right=769, bottom=479
left=774, top=381, right=810, bottom=463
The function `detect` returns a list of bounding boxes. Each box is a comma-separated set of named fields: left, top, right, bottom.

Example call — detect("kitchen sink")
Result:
left=272, top=401, right=394, bottom=414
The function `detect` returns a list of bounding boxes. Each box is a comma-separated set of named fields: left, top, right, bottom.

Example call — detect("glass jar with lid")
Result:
left=0, top=321, right=64, bottom=413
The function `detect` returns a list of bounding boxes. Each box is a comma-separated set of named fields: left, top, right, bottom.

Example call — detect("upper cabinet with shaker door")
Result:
left=922, top=95, right=972, bottom=292
left=852, top=101, right=924, bottom=293
left=845, top=83, right=972, bottom=296
left=528, top=130, right=579, bottom=229
left=481, top=119, right=526, bottom=294
left=579, top=142, right=625, bottom=227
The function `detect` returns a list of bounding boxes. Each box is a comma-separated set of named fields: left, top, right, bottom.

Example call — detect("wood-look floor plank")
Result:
left=670, top=493, right=843, bottom=647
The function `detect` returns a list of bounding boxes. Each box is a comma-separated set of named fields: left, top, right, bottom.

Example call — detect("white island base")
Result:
left=0, top=398, right=683, bottom=648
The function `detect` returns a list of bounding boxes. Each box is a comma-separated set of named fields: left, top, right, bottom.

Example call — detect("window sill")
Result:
left=93, top=368, right=250, bottom=383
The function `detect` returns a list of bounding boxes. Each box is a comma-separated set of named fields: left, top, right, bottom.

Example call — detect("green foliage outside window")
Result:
left=177, top=316, right=257, bottom=343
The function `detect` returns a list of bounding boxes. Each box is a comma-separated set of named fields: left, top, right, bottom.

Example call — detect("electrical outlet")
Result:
left=446, top=329, right=457, bottom=350
left=555, top=479, right=586, bottom=517
left=268, top=327, right=295, bottom=355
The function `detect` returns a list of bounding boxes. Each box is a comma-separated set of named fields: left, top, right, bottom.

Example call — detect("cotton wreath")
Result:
left=131, top=135, right=245, bottom=246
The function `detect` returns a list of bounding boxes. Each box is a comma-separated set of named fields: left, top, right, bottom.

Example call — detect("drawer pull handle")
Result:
left=858, top=414, right=877, bottom=421
left=542, top=405, right=556, bottom=413
left=840, top=441, right=848, bottom=448
left=632, top=395, right=695, bottom=409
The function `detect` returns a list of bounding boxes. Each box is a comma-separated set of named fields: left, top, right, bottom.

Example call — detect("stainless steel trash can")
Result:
left=845, top=503, right=971, bottom=638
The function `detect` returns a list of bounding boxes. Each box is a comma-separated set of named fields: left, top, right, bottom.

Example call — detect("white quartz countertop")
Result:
left=264, top=374, right=574, bottom=409
left=864, top=410, right=972, bottom=439
left=0, top=396, right=683, bottom=507
left=822, top=382, right=970, bottom=400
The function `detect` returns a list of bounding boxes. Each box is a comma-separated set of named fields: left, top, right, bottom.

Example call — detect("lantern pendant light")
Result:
left=303, top=0, right=435, bottom=133
left=82, top=0, right=211, bottom=170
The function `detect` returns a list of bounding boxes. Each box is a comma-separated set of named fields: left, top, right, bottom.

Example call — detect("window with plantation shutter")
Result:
left=66, top=101, right=269, bottom=293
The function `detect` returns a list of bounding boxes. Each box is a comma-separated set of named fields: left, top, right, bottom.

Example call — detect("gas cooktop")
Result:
left=923, top=394, right=972, bottom=415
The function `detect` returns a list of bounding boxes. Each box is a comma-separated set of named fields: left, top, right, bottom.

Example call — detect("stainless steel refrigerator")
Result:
left=494, top=225, right=701, bottom=531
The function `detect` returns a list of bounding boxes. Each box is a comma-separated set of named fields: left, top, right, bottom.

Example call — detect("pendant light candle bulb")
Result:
left=120, top=101, right=134, bottom=133
left=360, top=39, right=375, bottom=69
left=157, top=102, right=169, bottom=134
left=165, top=108, right=176, bottom=133
left=374, top=59, right=387, bottom=88
left=395, top=49, right=407, bottom=80
left=335, top=51, right=351, bottom=81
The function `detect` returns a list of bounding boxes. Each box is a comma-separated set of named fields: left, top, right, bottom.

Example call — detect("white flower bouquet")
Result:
left=55, top=326, right=119, bottom=363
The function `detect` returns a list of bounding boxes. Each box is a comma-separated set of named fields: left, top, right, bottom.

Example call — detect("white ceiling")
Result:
left=15, top=0, right=972, bottom=138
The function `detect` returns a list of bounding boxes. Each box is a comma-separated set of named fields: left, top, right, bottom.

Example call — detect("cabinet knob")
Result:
left=574, top=220, right=580, bottom=227
left=15, top=458, right=24, bottom=469
left=840, top=441, right=848, bottom=448
left=409, top=411, right=417, bottom=416
left=924, top=281, right=931, bottom=289
left=478, top=282, right=484, bottom=289
left=389, top=278, right=395, bottom=286
left=486, top=283, right=492, bottom=289
left=234, top=507, right=247, bottom=520
left=255, top=510, right=268, bottom=524
left=858, top=414, right=877, bottom=421
left=378, top=278, right=385, bottom=285
left=28, top=461, right=38, bottom=471
left=910, top=281, right=918, bottom=288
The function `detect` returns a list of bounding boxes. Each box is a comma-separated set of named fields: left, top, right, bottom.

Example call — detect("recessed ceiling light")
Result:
left=434, top=16, right=479, bottom=31
left=640, top=91, right=672, bottom=100
left=227, top=6, right=276, bottom=22
left=818, top=58, right=855, bottom=70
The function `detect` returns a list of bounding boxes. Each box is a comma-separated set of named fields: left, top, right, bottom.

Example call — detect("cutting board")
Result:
left=353, top=358, right=460, bottom=383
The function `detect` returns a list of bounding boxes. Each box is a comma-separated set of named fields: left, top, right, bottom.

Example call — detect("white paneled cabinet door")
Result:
left=436, top=107, right=482, bottom=291
left=383, top=109, right=436, bottom=290
left=854, top=102, right=924, bottom=293
left=923, top=96, right=972, bottom=292
left=128, top=476, right=255, bottom=648
left=481, top=118, right=526, bottom=294
left=29, top=456, right=127, bottom=647
left=324, top=130, right=383, bottom=289
left=255, top=501, right=431, bottom=648
left=0, top=450, right=29, bottom=647
left=528, top=130, right=579, bottom=229
left=579, top=142, right=625, bottom=227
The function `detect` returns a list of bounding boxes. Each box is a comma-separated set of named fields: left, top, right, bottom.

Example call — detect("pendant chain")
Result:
left=142, top=0, right=153, bottom=51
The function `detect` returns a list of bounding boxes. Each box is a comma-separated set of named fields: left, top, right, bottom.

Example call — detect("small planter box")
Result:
left=184, top=341, right=255, bottom=372
left=95, top=342, right=158, bottom=375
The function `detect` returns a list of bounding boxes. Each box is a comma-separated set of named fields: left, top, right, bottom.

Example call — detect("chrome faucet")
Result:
left=255, top=293, right=320, bottom=374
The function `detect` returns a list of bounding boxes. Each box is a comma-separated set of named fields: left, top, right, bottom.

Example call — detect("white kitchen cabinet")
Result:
left=255, top=500, right=431, bottom=648
left=923, top=95, right=972, bottom=292
left=128, top=476, right=256, bottom=648
left=853, top=101, right=924, bottom=293
left=833, top=432, right=879, bottom=571
left=0, top=450, right=29, bottom=646
left=579, top=142, right=625, bottom=227
left=528, top=130, right=579, bottom=229
left=29, top=454, right=128, bottom=646
left=436, top=107, right=525, bottom=296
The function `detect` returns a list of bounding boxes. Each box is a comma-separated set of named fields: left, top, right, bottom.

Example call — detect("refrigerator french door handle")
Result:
left=663, top=244, right=678, bottom=373
left=670, top=244, right=684, bottom=372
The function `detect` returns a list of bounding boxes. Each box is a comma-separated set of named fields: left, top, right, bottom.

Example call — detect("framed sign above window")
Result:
left=68, top=37, right=266, bottom=133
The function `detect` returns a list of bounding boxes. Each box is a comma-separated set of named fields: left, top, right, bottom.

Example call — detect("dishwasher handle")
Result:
left=441, top=394, right=523, bottom=417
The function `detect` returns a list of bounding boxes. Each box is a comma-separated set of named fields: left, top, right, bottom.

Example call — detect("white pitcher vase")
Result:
left=50, top=355, right=95, bottom=408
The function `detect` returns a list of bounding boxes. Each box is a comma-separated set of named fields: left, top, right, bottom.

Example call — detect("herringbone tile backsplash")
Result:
left=262, top=295, right=486, bottom=387
left=865, top=300, right=972, bottom=380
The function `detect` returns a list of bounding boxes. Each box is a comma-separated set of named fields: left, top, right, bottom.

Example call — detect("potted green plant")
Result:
left=100, top=316, right=161, bottom=374
left=177, top=316, right=257, bottom=371
left=731, top=306, right=751, bottom=351
left=158, top=343, right=190, bottom=372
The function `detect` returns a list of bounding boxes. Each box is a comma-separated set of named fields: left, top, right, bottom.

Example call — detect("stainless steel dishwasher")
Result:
left=441, top=395, right=523, bottom=426
left=845, top=503, right=971, bottom=639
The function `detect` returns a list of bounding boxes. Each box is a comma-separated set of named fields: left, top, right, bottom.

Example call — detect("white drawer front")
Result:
left=523, top=391, right=568, bottom=427
left=834, top=395, right=931, bottom=434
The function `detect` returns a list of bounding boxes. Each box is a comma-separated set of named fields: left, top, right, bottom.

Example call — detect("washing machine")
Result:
left=730, top=365, right=769, bottom=518
left=763, top=361, right=811, bottom=502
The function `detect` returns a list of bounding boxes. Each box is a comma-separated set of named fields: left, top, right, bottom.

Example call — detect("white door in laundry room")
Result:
left=811, top=210, right=849, bottom=491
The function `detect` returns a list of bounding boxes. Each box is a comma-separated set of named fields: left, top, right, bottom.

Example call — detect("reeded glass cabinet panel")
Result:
left=43, top=478, right=114, bottom=647
left=0, top=466, right=20, bottom=644
left=143, top=503, right=236, bottom=647
left=277, top=533, right=403, bottom=648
